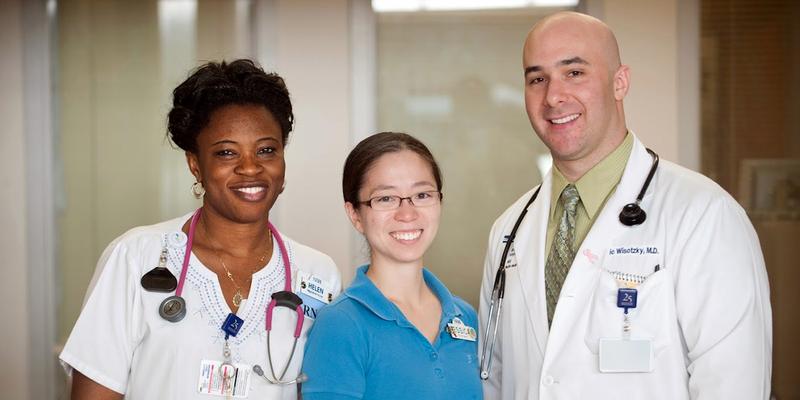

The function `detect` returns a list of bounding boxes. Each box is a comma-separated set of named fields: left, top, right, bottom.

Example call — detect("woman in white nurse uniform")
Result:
left=60, top=59, right=341, bottom=400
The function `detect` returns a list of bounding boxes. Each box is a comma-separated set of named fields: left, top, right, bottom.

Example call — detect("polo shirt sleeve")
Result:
left=302, top=303, right=368, bottom=400
left=59, top=237, right=147, bottom=394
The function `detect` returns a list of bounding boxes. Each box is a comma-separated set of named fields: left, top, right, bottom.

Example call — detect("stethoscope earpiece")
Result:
left=619, top=203, right=647, bottom=226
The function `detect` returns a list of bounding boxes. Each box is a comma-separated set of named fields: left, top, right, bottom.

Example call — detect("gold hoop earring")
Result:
left=191, top=181, right=205, bottom=199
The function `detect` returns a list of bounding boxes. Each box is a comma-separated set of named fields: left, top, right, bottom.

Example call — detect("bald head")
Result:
left=524, top=12, right=621, bottom=73
left=521, top=11, right=631, bottom=181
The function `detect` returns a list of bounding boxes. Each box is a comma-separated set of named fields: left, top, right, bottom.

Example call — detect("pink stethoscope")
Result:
left=158, top=208, right=306, bottom=385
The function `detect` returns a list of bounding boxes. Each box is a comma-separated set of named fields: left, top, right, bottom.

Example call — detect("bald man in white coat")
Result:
left=478, top=12, right=772, bottom=400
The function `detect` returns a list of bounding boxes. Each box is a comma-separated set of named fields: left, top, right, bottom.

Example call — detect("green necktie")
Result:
left=545, top=184, right=581, bottom=326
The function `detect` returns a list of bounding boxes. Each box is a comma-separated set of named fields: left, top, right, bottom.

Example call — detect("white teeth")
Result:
left=236, top=187, right=264, bottom=194
left=391, top=230, right=421, bottom=241
left=551, top=114, right=579, bottom=124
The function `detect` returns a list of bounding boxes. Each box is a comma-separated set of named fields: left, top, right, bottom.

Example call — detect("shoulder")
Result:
left=105, top=214, right=188, bottom=252
left=308, top=295, right=372, bottom=351
left=656, top=160, right=743, bottom=213
left=451, top=296, right=478, bottom=326
left=489, top=185, right=542, bottom=234
left=315, top=294, right=368, bottom=326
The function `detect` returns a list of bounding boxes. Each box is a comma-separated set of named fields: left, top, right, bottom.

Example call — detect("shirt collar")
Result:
left=550, top=132, right=633, bottom=219
left=343, top=265, right=460, bottom=327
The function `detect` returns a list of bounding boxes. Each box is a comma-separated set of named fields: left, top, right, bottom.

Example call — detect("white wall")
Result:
left=0, top=0, right=31, bottom=398
left=584, top=0, right=699, bottom=170
left=260, top=0, right=357, bottom=281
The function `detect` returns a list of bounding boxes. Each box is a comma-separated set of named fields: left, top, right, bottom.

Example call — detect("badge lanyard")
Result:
left=150, top=208, right=306, bottom=386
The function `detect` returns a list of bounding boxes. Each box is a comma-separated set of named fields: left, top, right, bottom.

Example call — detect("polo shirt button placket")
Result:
left=430, top=352, right=438, bottom=361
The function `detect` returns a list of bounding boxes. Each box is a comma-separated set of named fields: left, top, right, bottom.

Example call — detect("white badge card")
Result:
left=298, top=271, right=333, bottom=304
left=198, top=359, right=252, bottom=398
left=598, top=338, right=654, bottom=373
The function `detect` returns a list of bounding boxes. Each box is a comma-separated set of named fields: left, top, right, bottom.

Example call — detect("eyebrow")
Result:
left=210, top=136, right=280, bottom=146
left=369, top=181, right=436, bottom=194
left=524, top=56, right=590, bottom=75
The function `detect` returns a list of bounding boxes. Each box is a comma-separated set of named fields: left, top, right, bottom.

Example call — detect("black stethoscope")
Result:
left=479, top=148, right=659, bottom=380
left=140, top=208, right=307, bottom=385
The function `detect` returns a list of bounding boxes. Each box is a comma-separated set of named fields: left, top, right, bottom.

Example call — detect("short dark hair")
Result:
left=167, top=59, right=294, bottom=152
left=342, top=132, right=443, bottom=207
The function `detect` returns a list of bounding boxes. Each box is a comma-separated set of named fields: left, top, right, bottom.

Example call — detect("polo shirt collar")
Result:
left=344, top=265, right=461, bottom=328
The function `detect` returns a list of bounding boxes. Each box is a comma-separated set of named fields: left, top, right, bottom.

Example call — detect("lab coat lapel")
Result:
left=513, top=171, right=553, bottom=356
left=547, top=137, right=655, bottom=349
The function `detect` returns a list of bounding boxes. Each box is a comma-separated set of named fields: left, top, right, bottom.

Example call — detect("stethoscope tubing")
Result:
left=479, top=149, right=659, bottom=380
left=173, top=208, right=305, bottom=385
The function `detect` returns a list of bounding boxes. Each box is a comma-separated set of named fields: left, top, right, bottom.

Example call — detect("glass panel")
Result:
left=376, top=8, right=572, bottom=306
left=56, top=0, right=253, bottom=343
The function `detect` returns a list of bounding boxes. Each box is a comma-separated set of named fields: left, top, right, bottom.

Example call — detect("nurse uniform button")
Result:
left=166, top=231, right=188, bottom=249
left=542, top=375, right=554, bottom=386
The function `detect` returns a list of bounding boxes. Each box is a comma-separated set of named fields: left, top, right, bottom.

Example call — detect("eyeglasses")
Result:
left=359, top=191, right=443, bottom=211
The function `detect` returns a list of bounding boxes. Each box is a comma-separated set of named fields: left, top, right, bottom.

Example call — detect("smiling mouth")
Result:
left=236, top=187, right=264, bottom=195
left=549, top=113, right=580, bottom=124
left=232, top=185, right=267, bottom=201
left=391, top=230, right=422, bottom=241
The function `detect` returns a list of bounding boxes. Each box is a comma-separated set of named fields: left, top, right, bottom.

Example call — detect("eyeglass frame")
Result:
left=357, top=190, right=443, bottom=210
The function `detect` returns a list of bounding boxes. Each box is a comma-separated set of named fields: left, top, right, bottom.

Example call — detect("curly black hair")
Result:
left=167, top=59, right=294, bottom=152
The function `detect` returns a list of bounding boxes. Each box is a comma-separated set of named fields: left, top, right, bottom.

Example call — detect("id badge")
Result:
left=296, top=271, right=333, bottom=320
left=298, top=271, right=333, bottom=304
left=198, top=359, right=252, bottom=398
left=598, top=338, right=653, bottom=373
left=446, top=317, right=477, bottom=342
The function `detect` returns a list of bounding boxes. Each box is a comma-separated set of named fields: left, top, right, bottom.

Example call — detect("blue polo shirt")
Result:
left=301, top=265, right=482, bottom=400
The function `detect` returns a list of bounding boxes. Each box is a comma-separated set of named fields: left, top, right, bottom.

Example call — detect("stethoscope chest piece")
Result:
left=619, top=203, right=647, bottom=226
left=159, top=295, right=186, bottom=322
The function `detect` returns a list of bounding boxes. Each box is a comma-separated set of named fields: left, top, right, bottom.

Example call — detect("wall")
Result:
left=0, top=0, right=30, bottom=398
left=262, top=0, right=356, bottom=281
left=585, top=0, right=698, bottom=169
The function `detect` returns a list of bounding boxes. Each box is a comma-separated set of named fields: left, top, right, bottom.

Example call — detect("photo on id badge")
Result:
left=296, top=270, right=333, bottom=320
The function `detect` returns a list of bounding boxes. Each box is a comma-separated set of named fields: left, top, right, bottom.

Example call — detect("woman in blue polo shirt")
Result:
left=301, top=132, right=482, bottom=400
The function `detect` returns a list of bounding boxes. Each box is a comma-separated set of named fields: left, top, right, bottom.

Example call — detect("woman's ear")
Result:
left=186, top=151, right=202, bottom=183
left=344, top=202, right=364, bottom=234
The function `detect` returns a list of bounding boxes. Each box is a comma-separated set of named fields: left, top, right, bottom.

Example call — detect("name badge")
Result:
left=197, top=359, right=252, bottom=398
left=598, top=338, right=654, bottom=373
left=298, top=271, right=333, bottom=304
left=446, top=317, right=477, bottom=342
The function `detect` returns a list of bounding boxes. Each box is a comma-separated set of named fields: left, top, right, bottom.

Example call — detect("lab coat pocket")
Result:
left=583, top=269, right=672, bottom=359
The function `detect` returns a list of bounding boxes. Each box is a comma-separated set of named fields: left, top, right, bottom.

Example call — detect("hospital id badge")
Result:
left=598, top=338, right=653, bottom=373
left=298, top=271, right=333, bottom=304
left=198, top=359, right=252, bottom=398
left=446, top=317, right=477, bottom=342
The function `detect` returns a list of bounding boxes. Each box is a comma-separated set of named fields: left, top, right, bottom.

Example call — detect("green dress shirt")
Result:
left=545, top=133, right=634, bottom=256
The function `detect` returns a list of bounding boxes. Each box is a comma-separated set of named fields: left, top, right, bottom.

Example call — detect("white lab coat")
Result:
left=479, top=137, right=772, bottom=400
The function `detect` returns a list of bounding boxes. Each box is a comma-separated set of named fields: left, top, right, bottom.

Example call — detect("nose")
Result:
left=544, top=79, right=566, bottom=108
left=394, top=198, right=418, bottom=221
left=235, top=153, right=264, bottom=176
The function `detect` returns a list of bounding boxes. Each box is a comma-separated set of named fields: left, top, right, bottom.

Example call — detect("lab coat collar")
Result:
left=343, top=265, right=461, bottom=329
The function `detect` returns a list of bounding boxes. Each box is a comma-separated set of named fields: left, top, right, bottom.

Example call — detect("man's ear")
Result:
left=344, top=202, right=364, bottom=234
left=613, top=64, right=631, bottom=101
left=186, top=151, right=202, bottom=183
